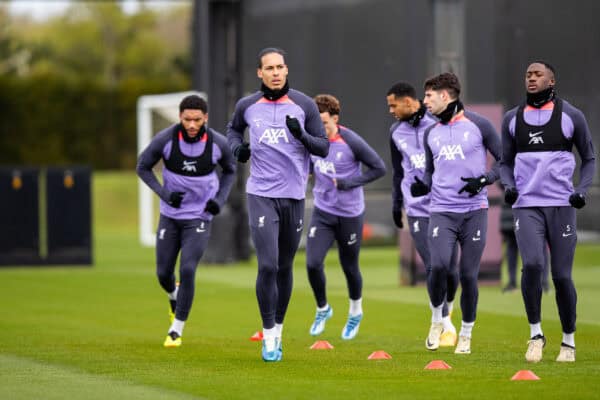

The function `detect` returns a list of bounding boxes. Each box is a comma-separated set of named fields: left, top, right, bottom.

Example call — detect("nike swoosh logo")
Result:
left=529, top=130, right=543, bottom=137
left=296, top=227, right=303, bottom=232
left=562, top=233, right=573, bottom=237
left=196, top=228, right=205, bottom=233
left=347, top=239, right=357, bottom=245
left=472, top=237, right=481, bottom=241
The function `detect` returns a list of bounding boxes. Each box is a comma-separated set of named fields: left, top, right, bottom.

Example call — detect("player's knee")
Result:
left=306, top=259, right=323, bottom=273
left=522, top=260, right=545, bottom=273
left=156, top=266, right=172, bottom=285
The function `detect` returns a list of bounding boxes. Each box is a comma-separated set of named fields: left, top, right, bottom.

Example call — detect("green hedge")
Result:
left=0, top=74, right=189, bottom=169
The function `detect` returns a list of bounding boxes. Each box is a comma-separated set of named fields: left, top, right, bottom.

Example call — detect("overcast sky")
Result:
left=7, top=0, right=190, bottom=20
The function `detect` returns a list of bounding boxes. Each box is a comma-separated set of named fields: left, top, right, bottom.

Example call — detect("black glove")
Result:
left=204, top=199, right=220, bottom=215
left=504, top=187, right=518, bottom=205
left=285, top=115, right=303, bottom=139
left=458, top=175, right=489, bottom=197
left=569, top=193, right=586, bottom=209
left=410, top=176, right=430, bottom=197
left=234, top=142, right=251, bottom=163
left=393, top=209, right=403, bottom=229
left=335, top=179, right=352, bottom=191
left=168, top=191, right=185, bottom=208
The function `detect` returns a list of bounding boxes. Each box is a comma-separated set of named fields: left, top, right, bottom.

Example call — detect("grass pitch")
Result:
left=1, top=172, right=599, bottom=399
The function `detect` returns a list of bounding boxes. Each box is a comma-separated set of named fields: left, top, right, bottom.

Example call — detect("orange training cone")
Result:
left=367, top=350, right=392, bottom=360
left=511, top=370, right=540, bottom=381
left=310, top=340, right=334, bottom=349
left=249, top=331, right=263, bottom=341
left=424, top=360, right=452, bottom=370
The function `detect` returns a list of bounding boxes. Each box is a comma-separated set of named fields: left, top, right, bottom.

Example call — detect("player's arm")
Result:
left=410, top=127, right=433, bottom=197
left=570, top=108, right=596, bottom=196
left=479, top=117, right=502, bottom=183
left=457, top=115, right=501, bottom=197
left=390, top=133, right=405, bottom=213
left=390, top=130, right=405, bottom=228
left=499, top=112, right=517, bottom=188
left=226, top=99, right=251, bottom=162
left=136, top=130, right=172, bottom=202
left=212, top=132, right=237, bottom=208
left=286, top=98, right=329, bottom=157
left=335, top=130, right=386, bottom=190
left=499, top=111, right=519, bottom=204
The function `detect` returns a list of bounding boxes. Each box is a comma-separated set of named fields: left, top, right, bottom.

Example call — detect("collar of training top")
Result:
left=436, top=99, right=464, bottom=125
left=403, top=102, right=427, bottom=127
left=261, top=80, right=290, bottom=101
left=526, top=87, right=555, bottom=108
left=179, top=124, right=206, bottom=144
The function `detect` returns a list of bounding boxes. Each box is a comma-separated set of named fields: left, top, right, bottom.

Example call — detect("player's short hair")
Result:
left=314, top=94, right=341, bottom=116
left=257, top=47, right=287, bottom=68
left=387, top=82, right=417, bottom=99
left=531, top=60, right=556, bottom=77
left=424, top=72, right=461, bottom=99
left=179, top=95, right=208, bottom=113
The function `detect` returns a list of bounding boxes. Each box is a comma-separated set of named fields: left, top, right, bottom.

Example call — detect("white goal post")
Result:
left=136, top=91, right=207, bottom=247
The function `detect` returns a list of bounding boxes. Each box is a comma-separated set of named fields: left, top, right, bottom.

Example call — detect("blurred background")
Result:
left=1, top=0, right=598, bottom=275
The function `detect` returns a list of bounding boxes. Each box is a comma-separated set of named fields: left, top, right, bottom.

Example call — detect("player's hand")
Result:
left=234, top=142, right=251, bottom=163
left=458, top=176, right=489, bottom=197
left=168, top=191, right=185, bottom=208
left=504, top=187, right=518, bottom=205
left=285, top=115, right=303, bottom=139
left=569, top=193, right=586, bottom=209
left=410, top=176, right=430, bottom=197
left=335, top=178, right=352, bottom=191
left=393, top=209, right=403, bottom=229
left=204, top=199, right=220, bottom=215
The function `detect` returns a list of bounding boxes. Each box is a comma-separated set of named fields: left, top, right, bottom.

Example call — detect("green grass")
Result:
left=1, top=171, right=599, bottom=399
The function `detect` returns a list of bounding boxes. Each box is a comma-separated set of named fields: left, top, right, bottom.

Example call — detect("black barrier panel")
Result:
left=0, top=167, right=42, bottom=265
left=46, top=167, right=92, bottom=265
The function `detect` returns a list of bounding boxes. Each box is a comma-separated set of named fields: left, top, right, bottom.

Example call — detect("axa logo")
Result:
left=528, top=130, right=544, bottom=145
left=182, top=160, right=197, bottom=172
left=410, top=153, right=426, bottom=169
left=437, top=144, right=465, bottom=161
left=314, top=159, right=336, bottom=175
left=259, top=128, right=289, bottom=144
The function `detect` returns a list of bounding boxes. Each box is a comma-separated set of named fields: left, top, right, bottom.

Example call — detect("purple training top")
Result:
left=499, top=98, right=596, bottom=208
left=423, top=110, right=502, bottom=213
left=227, top=89, right=329, bottom=200
left=136, top=125, right=236, bottom=220
left=390, top=113, right=437, bottom=217
left=311, top=125, right=386, bottom=217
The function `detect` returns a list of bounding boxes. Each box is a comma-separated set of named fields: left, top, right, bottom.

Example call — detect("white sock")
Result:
left=562, top=332, right=575, bottom=347
left=317, top=304, right=330, bottom=312
left=446, top=301, right=454, bottom=315
left=169, top=318, right=185, bottom=336
left=275, top=323, right=283, bottom=338
left=349, top=298, right=363, bottom=316
left=530, top=323, right=543, bottom=338
left=442, top=316, right=456, bottom=332
left=263, top=326, right=277, bottom=339
left=459, top=321, right=474, bottom=338
left=168, top=285, right=179, bottom=301
left=431, top=303, right=443, bottom=323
